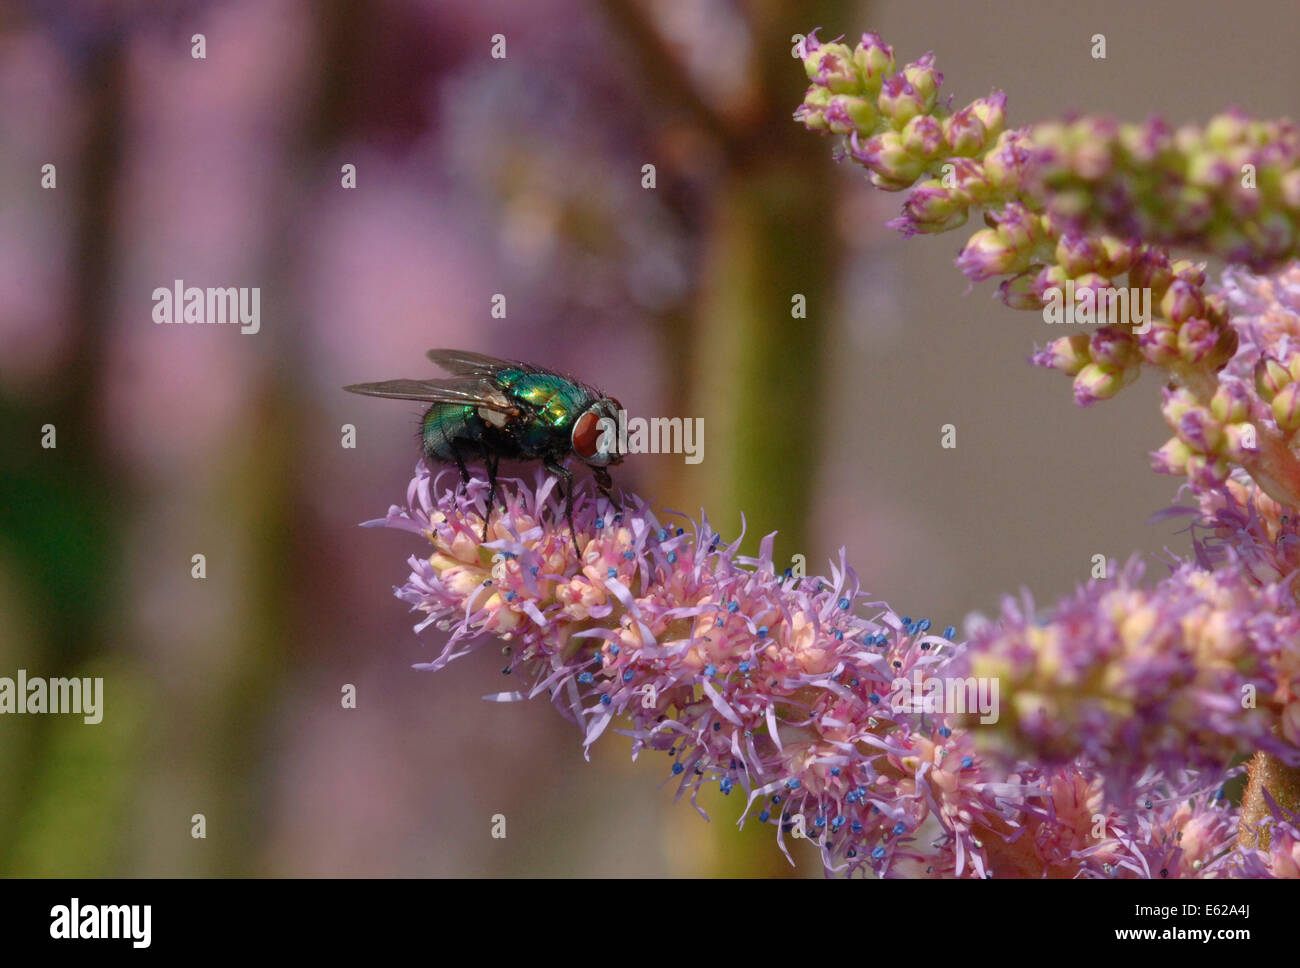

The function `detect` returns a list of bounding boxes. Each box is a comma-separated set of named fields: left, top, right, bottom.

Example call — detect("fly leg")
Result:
left=544, top=458, right=580, bottom=556
left=447, top=440, right=483, bottom=539
left=449, top=441, right=471, bottom=491
left=481, top=445, right=501, bottom=542
left=593, top=466, right=621, bottom=515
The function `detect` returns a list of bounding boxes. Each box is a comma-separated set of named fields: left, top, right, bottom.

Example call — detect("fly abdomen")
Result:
left=421, top=403, right=483, bottom=463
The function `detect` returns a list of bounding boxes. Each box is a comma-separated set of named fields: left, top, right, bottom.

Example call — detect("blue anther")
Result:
left=939, top=726, right=952, bottom=738
left=623, top=550, right=635, bottom=560
left=622, top=670, right=635, bottom=682
left=872, top=846, right=886, bottom=860
left=757, top=626, right=768, bottom=638
left=785, top=778, right=801, bottom=790
left=594, top=518, right=604, bottom=529
left=607, top=567, right=618, bottom=578
left=944, top=625, right=956, bottom=640
left=759, top=810, right=771, bottom=823
left=851, top=821, right=863, bottom=834
left=727, top=601, right=739, bottom=613
left=667, top=552, right=677, bottom=564
left=600, top=694, right=611, bottom=706
left=830, top=767, right=841, bottom=777
left=838, top=598, right=850, bottom=610
left=578, top=672, right=594, bottom=684
left=961, top=756, right=973, bottom=769
left=672, top=762, right=684, bottom=775
left=831, top=817, right=846, bottom=830
left=704, top=664, right=716, bottom=677
left=893, top=822, right=906, bottom=835
left=720, top=777, right=734, bottom=795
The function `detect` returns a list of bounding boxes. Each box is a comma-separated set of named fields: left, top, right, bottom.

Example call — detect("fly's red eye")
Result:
left=572, top=411, right=602, bottom=458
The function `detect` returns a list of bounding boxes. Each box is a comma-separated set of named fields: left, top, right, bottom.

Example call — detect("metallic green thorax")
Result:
left=496, top=369, right=591, bottom=427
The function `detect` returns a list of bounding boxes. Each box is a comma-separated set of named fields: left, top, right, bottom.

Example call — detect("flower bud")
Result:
left=992, top=202, right=1044, bottom=252
left=1174, top=407, right=1222, bottom=454
left=895, top=181, right=967, bottom=234
left=852, top=32, right=895, bottom=87
left=825, top=94, right=879, bottom=135
left=1151, top=437, right=1193, bottom=474
left=877, top=75, right=926, bottom=127
left=1073, top=362, right=1136, bottom=405
left=1272, top=383, right=1300, bottom=433
left=1055, top=235, right=1101, bottom=276
left=1161, top=386, right=1200, bottom=426
left=1221, top=422, right=1259, bottom=460
left=1209, top=382, right=1249, bottom=424
left=969, top=92, right=1007, bottom=140
left=850, top=130, right=924, bottom=187
left=1160, top=279, right=1206, bottom=324
left=999, top=269, right=1046, bottom=311
left=1033, top=333, right=1091, bottom=374
left=1137, top=319, right=1180, bottom=366
left=795, top=86, right=832, bottom=131
left=943, top=106, right=987, bottom=156
left=901, top=114, right=945, bottom=159
left=1089, top=327, right=1135, bottom=369
left=901, top=53, right=943, bottom=111
left=956, top=228, right=1023, bottom=281
left=1255, top=356, right=1292, bottom=402
left=1128, top=248, right=1172, bottom=297
left=1176, top=317, right=1217, bottom=363
left=806, top=42, right=859, bottom=94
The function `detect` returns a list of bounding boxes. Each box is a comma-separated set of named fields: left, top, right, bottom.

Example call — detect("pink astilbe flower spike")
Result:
left=365, top=463, right=1300, bottom=877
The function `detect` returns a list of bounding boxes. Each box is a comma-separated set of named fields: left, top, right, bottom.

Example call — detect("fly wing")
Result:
left=342, top=377, right=519, bottom=413
left=426, top=349, right=530, bottom=378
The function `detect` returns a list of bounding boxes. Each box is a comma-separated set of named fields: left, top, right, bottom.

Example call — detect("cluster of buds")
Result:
left=796, top=28, right=1300, bottom=508
left=1154, top=382, right=1257, bottom=487
left=796, top=31, right=1006, bottom=193
left=1027, top=248, right=1237, bottom=407
left=1025, top=113, right=1300, bottom=271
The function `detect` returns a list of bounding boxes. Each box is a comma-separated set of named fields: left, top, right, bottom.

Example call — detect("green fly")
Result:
left=345, top=349, right=624, bottom=550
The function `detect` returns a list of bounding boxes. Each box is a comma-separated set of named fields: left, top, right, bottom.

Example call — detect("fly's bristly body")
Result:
left=345, top=349, right=624, bottom=551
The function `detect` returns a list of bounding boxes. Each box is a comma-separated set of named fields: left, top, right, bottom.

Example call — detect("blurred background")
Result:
left=2, top=0, right=1299, bottom=876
